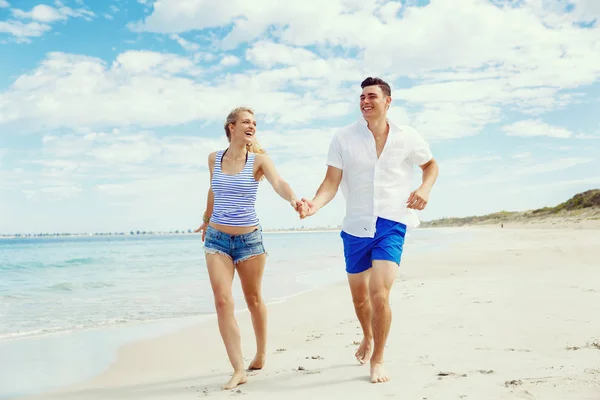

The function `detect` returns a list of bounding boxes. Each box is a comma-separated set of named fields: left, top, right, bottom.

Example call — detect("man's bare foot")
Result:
left=247, top=353, right=265, bottom=370
left=355, top=337, right=373, bottom=364
left=370, top=362, right=390, bottom=383
left=222, top=370, right=247, bottom=390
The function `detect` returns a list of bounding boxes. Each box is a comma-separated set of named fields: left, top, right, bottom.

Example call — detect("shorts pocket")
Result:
left=242, top=229, right=263, bottom=246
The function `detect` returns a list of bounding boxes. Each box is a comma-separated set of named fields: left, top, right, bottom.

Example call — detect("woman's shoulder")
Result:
left=253, top=152, right=271, bottom=164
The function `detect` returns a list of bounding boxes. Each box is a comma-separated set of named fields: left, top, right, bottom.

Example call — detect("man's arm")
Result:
left=301, top=166, right=343, bottom=218
left=407, top=158, right=439, bottom=210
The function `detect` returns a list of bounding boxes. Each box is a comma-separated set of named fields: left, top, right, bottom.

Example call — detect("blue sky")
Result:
left=1, top=0, right=599, bottom=234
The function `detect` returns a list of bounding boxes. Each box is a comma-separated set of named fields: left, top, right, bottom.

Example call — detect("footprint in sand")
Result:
left=294, top=366, right=321, bottom=375
left=504, top=379, right=523, bottom=387
left=437, top=371, right=467, bottom=379
left=478, top=369, right=495, bottom=375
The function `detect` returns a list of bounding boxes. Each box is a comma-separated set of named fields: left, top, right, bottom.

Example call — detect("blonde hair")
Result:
left=224, top=107, right=266, bottom=154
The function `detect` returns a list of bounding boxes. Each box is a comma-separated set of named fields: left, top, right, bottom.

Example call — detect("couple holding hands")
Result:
left=195, top=77, right=439, bottom=389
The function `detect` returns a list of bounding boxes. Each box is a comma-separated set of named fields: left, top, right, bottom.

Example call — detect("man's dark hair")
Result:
left=361, top=77, right=391, bottom=97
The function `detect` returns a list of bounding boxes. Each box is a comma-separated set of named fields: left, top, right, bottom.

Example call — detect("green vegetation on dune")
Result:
left=421, top=189, right=600, bottom=227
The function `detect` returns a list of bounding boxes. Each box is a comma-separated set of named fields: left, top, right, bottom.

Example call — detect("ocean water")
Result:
left=0, top=228, right=470, bottom=399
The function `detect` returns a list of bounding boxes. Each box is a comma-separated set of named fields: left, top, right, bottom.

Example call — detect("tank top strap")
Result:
left=244, top=152, right=257, bottom=173
left=214, top=150, right=224, bottom=171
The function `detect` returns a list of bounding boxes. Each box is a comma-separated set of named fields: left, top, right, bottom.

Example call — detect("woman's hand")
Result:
left=194, top=221, right=209, bottom=241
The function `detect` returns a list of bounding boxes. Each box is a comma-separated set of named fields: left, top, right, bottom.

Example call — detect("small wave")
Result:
left=46, top=281, right=115, bottom=292
left=64, top=257, right=97, bottom=265
left=0, top=261, right=46, bottom=270
left=0, top=312, right=215, bottom=342
left=0, top=320, right=128, bottom=341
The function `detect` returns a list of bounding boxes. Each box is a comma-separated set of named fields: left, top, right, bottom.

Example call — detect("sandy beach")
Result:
left=19, top=227, right=600, bottom=400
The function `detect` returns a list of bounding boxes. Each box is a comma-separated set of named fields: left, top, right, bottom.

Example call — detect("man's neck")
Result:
left=364, top=116, right=389, bottom=138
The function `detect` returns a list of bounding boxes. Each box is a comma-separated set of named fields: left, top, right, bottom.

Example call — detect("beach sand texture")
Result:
left=19, top=227, right=600, bottom=400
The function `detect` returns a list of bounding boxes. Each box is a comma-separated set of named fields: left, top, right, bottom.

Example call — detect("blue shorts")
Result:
left=340, top=217, right=406, bottom=274
left=204, top=225, right=266, bottom=264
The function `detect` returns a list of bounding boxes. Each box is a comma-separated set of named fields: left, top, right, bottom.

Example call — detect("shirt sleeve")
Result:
left=326, top=132, right=343, bottom=169
left=408, top=128, right=433, bottom=166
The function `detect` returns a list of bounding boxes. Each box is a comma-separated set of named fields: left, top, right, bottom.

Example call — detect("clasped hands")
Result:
left=290, top=198, right=314, bottom=219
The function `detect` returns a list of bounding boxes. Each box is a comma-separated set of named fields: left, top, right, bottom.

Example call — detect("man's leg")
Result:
left=369, top=260, right=397, bottom=383
left=341, top=230, right=375, bottom=364
left=347, top=269, right=373, bottom=364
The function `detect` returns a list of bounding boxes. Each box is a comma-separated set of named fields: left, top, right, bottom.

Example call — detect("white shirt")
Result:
left=326, top=118, right=433, bottom=238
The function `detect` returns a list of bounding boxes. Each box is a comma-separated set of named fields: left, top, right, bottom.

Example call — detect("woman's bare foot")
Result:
left=370, top=362, right=390, bottom=383
left=247, top=353, right=265, bottom=370
left=355, top=337, right=373, bottom=364
left=222, top=370, right=247, bottom=390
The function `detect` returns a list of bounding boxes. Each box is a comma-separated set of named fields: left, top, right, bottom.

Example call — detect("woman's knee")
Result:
left=214, top=292, right=234, bottom=314
left=244, top=292, right=263, bottom=311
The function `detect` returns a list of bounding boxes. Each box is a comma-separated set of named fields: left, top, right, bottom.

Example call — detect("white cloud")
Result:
left=576, top=133, right=600, bottom=140
left=512, top=152, right=532, bottom=159
left=12, top=5, right=67, bottom=23
left=219, top=55, right=240, bottom=67
left=0, top=20, right=51, bottom=40
left=23, top=185, right=83, bottom=201
left=245, top=41, right=317, bottom=68
left=113, top=50, right=200, bottom=75
left=12, top=4, right=95, bottom=23
left=569, top=0, right=600, bottom=23
left=2, top=3, right=95, bottom=41
left=518, top=157, right=593, bottom=175
left=0, top=0, right=9, bottom=8
left=169, top=34, right=200, bottom=52
left=441, top=154, right=502, bottom=176
left=503, top=120, right=574, bottom=138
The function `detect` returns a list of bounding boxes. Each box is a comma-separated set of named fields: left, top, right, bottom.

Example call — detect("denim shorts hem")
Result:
left=234, top=249, right=267, bottom=264
left=204, top=246, right=233, bottom=260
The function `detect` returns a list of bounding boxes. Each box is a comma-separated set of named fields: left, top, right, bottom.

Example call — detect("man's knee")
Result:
left=352, top=293, right=370, bottom=309
left=370, top=289, right=390, bottom=309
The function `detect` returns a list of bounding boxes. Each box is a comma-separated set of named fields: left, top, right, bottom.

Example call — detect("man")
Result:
left=298, top=77, right=439, bottom=383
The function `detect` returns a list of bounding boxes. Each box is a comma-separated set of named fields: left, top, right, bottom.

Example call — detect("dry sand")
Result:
left=20, top=227, right=600, bottom=400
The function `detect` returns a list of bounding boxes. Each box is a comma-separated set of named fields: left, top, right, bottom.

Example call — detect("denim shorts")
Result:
left=340, top=217, right=406, bottom=274
left=204, top=225, right=266, bottom=264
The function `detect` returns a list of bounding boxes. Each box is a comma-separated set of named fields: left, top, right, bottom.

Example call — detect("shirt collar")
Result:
left=358, top=117, right=401, bottom=134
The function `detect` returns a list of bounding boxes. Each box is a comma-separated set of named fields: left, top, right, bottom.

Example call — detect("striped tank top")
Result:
left=210, top=149, right=260, bottom=226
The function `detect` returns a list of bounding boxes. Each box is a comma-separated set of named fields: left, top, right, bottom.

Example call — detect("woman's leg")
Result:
left=236, top=253, right=267, bottom=370
left=206, top=253, right=247, bottom=389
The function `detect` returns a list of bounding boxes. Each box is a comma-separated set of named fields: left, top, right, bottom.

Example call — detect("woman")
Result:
left=195, top=106, right=304, bottom=390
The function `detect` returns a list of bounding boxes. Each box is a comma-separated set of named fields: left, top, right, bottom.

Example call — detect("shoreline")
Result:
left=13, top=226, right=600, bottom=399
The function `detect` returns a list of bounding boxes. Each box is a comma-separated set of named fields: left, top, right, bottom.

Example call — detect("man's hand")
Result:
left=292, top=198, right=308, bottom=217
left=407, top=186, right=430, bottom=211
left=295, top=198, right=318, bottom=219
left=194, top=221, right=209, bottom=241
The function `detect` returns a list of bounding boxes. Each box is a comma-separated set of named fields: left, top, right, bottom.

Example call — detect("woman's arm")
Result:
left=257, top=154, right=297, bottom=206
left=203, top=152, right=217, bottom=220
left=195, top=152, right=216, bottom=240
